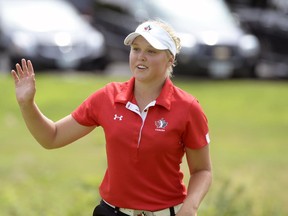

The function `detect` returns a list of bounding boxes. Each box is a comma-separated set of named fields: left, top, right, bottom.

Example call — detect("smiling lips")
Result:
left=137, top=64, right=148, bottom=70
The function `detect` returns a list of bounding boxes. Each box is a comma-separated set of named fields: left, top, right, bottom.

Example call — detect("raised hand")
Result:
left=11, top=59, right=36, bottom=105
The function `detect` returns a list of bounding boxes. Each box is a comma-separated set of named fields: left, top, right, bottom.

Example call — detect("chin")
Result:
left=134, top=73, right=150, bottom=82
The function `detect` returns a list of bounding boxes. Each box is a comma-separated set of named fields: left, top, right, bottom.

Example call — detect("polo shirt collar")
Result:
left=115, top=77, right=135, bottom=103
left=156, top=78, right=173, bottom=110
left=115, top=77, right=174, bottom=110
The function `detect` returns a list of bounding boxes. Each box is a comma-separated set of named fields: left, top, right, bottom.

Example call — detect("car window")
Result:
left=1, top=1, right=85, bottom=32
left=143, top=0, right=238, bottom=31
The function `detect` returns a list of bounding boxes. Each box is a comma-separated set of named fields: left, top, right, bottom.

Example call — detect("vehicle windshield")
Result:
left=1, top=1, right=84, bottom=32
left=143, top=0, right=237, bottom=32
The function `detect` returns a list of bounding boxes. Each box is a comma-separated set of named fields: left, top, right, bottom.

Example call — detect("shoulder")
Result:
left=172, top=84, right=197, bottom=103
left=171, top=84, right=206, bottom=115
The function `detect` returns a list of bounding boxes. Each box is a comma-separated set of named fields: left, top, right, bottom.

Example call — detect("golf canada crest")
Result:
left=155, top=118, right=168, bottom=131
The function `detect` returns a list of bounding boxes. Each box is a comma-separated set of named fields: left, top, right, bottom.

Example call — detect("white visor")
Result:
left=124, top=21, right=177, bottom=57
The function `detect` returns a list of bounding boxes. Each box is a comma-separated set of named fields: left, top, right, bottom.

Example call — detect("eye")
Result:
left=148, top=49, right=157, bottom=54
left=131, top=47, right=140, bottom=52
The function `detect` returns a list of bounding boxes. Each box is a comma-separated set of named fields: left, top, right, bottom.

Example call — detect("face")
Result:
left=129, top=36, right=173, bottom=84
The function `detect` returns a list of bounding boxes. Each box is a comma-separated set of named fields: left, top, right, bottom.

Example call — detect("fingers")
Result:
left=27, top=60, right=35, bottom=76
left=21, top=58, right=29, bottom=74
left=15, top=62, right=24, bottom=78
left=12, top=59, right=34, bottom=77
left=11, top=69, right=20, bottom=83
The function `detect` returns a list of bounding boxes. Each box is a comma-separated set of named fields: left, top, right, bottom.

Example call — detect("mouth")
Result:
left=136, top=64, right=148, bottom=70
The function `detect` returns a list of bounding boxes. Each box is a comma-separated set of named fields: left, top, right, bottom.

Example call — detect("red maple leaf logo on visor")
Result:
left=144, top=25, right=152, bottom=32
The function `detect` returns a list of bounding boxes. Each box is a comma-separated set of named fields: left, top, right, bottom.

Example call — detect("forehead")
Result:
left=132, top=36, right=155, bottom=48
left=131, top=35, right=172, bottom=58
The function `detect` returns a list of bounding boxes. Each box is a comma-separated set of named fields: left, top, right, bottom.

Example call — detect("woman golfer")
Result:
left=11, top=20, right=212, bottom=216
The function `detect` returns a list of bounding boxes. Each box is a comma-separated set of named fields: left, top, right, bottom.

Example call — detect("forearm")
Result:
left=19, top=101, right=57, bottom=148
left=180, top=170, right=212, bottom=215
left=12, top=59, right=85, bottom=149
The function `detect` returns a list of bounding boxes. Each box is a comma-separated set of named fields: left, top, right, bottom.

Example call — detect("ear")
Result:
left=168, top=56, right=174, bottom=65
left=166, top=51, right=174, bottom=65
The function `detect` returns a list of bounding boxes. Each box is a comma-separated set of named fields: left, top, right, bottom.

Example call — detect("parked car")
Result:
left=93, top=0, right=260, bottom=78
left=231, top=6, right=288, bottom=78
left=0, top=0, right=109, bottom=71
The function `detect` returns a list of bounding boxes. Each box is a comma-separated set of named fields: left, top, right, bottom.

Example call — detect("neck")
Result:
left=134, top=77, right=166, bottom=98
left=134, top=78, right=167, bottom=111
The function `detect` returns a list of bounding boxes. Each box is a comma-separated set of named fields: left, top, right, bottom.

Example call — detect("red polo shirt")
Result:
left=72, top=77, right=210, bottom=211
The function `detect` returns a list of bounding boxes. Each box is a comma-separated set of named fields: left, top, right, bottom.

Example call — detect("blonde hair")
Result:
left=148, top=20, right=181, bottom=77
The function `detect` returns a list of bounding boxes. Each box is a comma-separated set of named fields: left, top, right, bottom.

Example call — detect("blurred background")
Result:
left=0, top=0, right=288, bottom=216
left=0, top=0, right=288, bottom=79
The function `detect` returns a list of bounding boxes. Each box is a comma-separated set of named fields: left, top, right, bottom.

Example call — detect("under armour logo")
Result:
left=114, top=114, right=123, bottom=121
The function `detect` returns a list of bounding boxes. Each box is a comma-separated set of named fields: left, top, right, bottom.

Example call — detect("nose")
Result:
left=138, top=51, right=146, bottom=61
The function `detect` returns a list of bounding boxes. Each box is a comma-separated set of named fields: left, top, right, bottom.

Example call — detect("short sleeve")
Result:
left=182, top=99, right=210, bottom=149
left=71, top=88, right=105, bottom=127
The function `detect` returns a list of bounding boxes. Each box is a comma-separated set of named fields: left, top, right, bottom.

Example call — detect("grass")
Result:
left=1, top=72, right=287, bottom=215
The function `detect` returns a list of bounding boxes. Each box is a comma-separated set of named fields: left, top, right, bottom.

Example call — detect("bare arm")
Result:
left=177, top=145, right=212, bottom=216
left=11, top=59, right=95, bottom=149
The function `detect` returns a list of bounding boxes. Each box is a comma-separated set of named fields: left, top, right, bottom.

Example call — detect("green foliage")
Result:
left=1, top=73, right=287, bottom=215
left=199, top=178, right=282, bottom=216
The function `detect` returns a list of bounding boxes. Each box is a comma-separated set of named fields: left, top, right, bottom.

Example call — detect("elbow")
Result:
left=34, top=132, right=60, bottom=150
left=32, top=137, right=54, bottom=149
left=203, top=168, right=213, bottom=183
left=37, top=139, right=61, bottom=150
left=191, top=169, right=213, bottom=186
left=40, top=143, right=57, bottom=150
left=207, top=169, right=213, bottom=186
left=38, top=139, right=69, bottom=150
left=200, top=169, right=212, bottom=180
left=205, top=169, right=213, bottom=189
left=191, top=167, right=212, bottom=177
